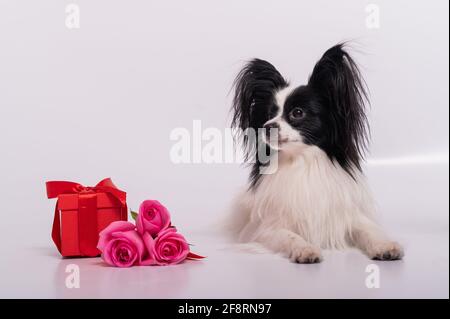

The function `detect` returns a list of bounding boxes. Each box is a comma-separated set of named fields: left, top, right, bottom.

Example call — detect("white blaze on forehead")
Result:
left=264, top=85, right=303, bottom=149
left=274, top=86, right=294, bottom=117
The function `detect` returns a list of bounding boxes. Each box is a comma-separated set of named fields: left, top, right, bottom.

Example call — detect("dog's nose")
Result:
left=263, top=122, right=279, bottom=130
left=263, top=122, right=280, bottom=140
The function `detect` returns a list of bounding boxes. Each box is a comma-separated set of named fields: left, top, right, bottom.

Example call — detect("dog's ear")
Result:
left=231, top=59, right=287, bottom=158
left=308, top=44, right=370, bottom=174
left=232, top=59, right=287, bottom=131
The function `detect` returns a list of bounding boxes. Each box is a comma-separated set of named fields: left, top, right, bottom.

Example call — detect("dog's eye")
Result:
left=289, top=108, right=305, bottom=120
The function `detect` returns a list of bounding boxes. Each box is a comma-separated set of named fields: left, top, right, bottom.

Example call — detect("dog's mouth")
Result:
left=266, top=136, right=296, bottom=151
left=262, top=127, right=302, bottom=151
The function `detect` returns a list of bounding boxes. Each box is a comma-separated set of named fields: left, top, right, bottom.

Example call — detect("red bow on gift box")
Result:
left=46, top=178, right=127, bottom=257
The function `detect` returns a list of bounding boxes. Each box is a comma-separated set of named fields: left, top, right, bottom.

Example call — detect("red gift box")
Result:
left=46, top=178, right=128, bottom=257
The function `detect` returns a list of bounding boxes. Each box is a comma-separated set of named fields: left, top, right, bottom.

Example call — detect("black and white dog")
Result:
left=229, top=44, right=404, bottom=263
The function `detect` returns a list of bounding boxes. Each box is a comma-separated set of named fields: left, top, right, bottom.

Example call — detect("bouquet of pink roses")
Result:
left=97, top=200, right=204, bottom=267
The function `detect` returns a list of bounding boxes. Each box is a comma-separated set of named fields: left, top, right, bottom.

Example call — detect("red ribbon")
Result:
left=46, top=178, right=127, bottom=257
left=187, top=252, right=205, bottom=260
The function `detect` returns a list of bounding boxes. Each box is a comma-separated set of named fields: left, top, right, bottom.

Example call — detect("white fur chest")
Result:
left=244, top=147, right=375, bottom=249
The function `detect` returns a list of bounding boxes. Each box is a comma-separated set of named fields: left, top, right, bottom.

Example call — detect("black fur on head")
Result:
left=231, top=43, right=370, bottom=185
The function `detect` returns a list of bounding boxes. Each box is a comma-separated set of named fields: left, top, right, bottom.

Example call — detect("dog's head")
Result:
left=232, top=44, right=370, bottom=178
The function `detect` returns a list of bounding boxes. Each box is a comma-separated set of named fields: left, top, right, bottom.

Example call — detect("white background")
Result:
left=0, top=0, right=448, bottom=298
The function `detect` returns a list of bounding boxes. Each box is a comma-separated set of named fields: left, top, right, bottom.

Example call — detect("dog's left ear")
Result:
left=231, top=59, right=287, bottom=131
left=231, top=59, right=287, bottom=161
left=308, top=43, right=370, bottom=173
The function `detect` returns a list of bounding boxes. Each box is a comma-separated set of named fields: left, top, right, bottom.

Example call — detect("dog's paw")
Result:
left=370, top=241, right=404, bottom=261
left=289, top=245, right=322, bottom=264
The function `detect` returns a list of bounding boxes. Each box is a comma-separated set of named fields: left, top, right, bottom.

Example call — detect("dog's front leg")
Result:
left=351, top=216, right=404, bottom=261
left=257, top=228, right=322, bottom=263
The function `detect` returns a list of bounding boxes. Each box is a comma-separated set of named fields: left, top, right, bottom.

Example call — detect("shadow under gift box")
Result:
left=46, top=178, right=128, bottom=258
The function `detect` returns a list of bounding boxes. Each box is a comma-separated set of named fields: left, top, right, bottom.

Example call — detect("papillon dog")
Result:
left=229, top=44, right=404, bottom=263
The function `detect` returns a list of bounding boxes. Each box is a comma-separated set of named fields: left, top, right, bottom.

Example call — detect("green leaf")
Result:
left=130, top=210, right=138, bottom=221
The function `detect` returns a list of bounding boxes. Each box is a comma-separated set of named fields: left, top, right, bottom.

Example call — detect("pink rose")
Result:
left=97, top=221, right=146, bottom=268
left=143, top=228, right=189, bottom=265
left=136, top=200, right=171, bottom=236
